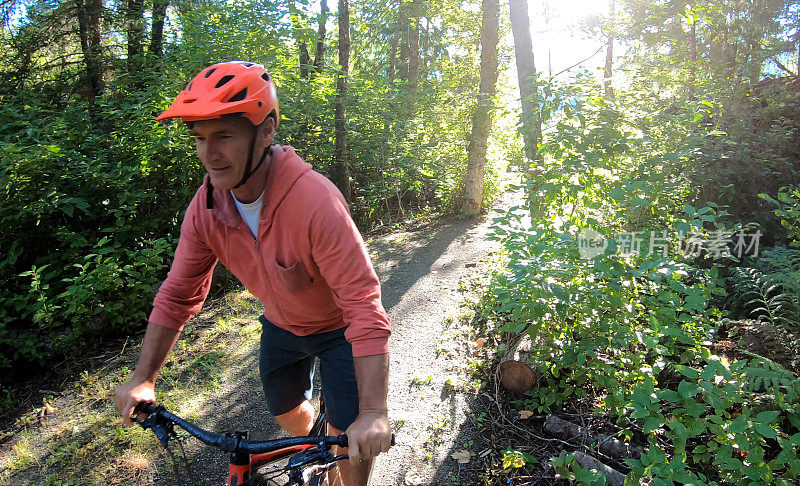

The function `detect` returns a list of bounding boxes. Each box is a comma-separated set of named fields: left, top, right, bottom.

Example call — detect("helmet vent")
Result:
left=187, top=82, right=193, bottom=91
left=215, top=75, right=235, bottom=88
left=243, top=62, right=254, bottom=67
left=228, top=88, right=248, bottom=102
left=204, top=67, right=217, bottom=78
left=261, top=73, right=270, bottom=82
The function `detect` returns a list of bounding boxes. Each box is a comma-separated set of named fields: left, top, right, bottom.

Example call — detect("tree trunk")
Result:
left=149, top=0, right=169, bottom=57
left=75, top=0, right=103, bottom=104
left=508, top=0, right=540, bottom=164
left=421, top=16, right=430, bottom=78
left=290, top=0, right=311, bottom=79
left=126, top=0, right=145, bottom=72
left=603, top=0, right=614, bottom=100
left=389, top=13, right=400, bottom=84
left=688, top=6, right=696, bottom=101
left=463, top=0, right=499, bottom=216
left=313, top=0, right=329, bottom=74
left=334, top=0, right=351, bottom=204
left=406, top=0, right=420, bottom=114
left=398, top=1, right=410, bottom=82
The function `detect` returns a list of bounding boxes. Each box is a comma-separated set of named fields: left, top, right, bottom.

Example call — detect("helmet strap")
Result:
left=233, top=131, right=272, bottom=189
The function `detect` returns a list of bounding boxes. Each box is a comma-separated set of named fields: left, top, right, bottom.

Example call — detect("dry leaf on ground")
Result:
left=451, top=450, right=471, bottom=464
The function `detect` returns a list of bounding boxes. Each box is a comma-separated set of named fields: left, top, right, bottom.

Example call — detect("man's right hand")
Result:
left=113, top=322, right=181, bottom=425
left=114, top=379, right=156, bottom=426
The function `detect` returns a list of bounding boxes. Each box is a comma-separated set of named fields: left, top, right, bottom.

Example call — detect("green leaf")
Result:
left=728, top=415, right=748, bottom=434
left=721, top=457, right=744, bottom=470
left=755, top=411, right=780, bottom=424
left=675, top=366, right=699, bottom=380
left=755, top=423, right=778, bottom=440
left=610, top=188, right=625, bottom=202
left=678, top=380, right=702, bottom=399
left=644, top=416, right=664, bottom=433
left=682, top=399, right=707, bottom=419
left=659, top=389, right=681, bottom=403
left=668, top=420, right=688, bottom=439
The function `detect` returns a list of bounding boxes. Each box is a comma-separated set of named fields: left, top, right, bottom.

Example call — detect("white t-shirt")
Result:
left=232, top=190, right=264, bottom=238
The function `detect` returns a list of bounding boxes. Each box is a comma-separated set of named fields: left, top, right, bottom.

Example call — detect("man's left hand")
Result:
left=344, top=409, right=392, bottom=465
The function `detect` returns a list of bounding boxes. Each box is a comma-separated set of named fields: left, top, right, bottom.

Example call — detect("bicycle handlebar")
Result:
left=134, top=401, right=349, bottom=453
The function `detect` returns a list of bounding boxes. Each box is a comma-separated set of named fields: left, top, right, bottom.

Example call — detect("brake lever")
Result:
left=287, top=447, right=337, bottom=469
left=136, top=404, right=176, bottom=448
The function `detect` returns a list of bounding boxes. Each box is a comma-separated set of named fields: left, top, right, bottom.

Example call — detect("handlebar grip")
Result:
left=134, top=401, right=157, bottom=415
left=336, top=433, right=396, bottom=448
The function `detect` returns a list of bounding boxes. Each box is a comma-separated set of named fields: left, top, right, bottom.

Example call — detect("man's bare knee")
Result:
left=274, top=400, right=315, bottom=437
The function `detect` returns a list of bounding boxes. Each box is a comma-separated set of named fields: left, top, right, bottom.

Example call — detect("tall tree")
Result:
left=313, top=0, right=329, bottom=74
left=75, top=0, right=103, bottom=104
left=687, top=4, right=697, bottom=100
left=334, top=0, right=351, bottom=203
left=290, top=0, right=311, bottom=79
left=149, top=0, right=169, bottom=58
left=126, top=0, right=145, bottom=72
left=604, top=0, right=615, bottom=99
left=397, top=1, right=410, bottom=83
left=463, top=0, right=499, bottom=215
left=407, top=0, right=421, bottom=114
left=509, top=0, right=541, bottom=164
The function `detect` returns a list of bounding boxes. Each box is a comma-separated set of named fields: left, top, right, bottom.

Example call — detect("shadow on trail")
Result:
left=159, top=214, right=483, bottom=485
left=372, top=216, right=484, bottom=312
left=429, top=312, right=562, bottom=486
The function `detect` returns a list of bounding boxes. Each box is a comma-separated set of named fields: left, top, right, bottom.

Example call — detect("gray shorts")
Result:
left=258, top=315, right=359, bottom=432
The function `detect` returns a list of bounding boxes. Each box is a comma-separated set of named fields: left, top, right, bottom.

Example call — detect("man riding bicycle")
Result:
left=113, top=61, right=393, bottom=486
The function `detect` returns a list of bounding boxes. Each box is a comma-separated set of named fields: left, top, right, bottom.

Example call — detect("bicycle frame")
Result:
left=227, top=407, right=330, bottom=486
left=135, top=400, right=344, bottom=486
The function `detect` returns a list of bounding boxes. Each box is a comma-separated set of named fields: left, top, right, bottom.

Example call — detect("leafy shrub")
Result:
left=0, top=89, right=201, bottom=382
left=482, top=77, right=800, bottom=484
left=760, top=186, right=800, bottom=248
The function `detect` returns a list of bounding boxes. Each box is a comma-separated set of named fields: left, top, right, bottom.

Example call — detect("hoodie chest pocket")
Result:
left=273, top=260, right=314, bottom=293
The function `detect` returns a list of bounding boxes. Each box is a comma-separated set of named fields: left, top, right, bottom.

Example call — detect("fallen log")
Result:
left=497, top=333, right=538, bottom=395
left=573, top=451, right=625, bottom=486
left=544, top=415, right=642, bottom=460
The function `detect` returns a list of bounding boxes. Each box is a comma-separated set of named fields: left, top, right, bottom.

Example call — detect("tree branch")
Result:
left=771, top=57, right=798, bottom=77
left=549, top=44, right=605, bottom=80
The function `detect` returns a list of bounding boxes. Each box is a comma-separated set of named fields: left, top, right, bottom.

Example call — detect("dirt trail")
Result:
left=161, top=174, right=522, bottom=485
left=369, top=183, right=521, bottom=485
left=0, top=173, right=521, bottom=486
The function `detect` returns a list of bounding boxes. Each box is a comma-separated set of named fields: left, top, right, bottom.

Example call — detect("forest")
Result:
left=1, top=0, right=799, bottom=483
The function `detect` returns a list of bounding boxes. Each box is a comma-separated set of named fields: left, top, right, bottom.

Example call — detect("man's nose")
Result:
left=204, top=140, right=220, bottom=158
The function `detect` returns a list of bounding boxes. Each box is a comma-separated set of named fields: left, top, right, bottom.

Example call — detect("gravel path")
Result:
left=369, top=184, right=521, bottom=485
left=150, top=176, right=522, bottom=486
left=0, top=175, right=520, bottom=486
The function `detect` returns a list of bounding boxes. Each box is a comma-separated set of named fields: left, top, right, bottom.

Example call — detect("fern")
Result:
left=731, top=267, right=796, bottom=329
left=739, top=354, right=800, bottom=406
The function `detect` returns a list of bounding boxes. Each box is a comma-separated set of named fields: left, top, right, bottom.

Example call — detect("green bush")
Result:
left=483, top=77, right=800, bottom=484
left=0, top=88, right=201, bottom=381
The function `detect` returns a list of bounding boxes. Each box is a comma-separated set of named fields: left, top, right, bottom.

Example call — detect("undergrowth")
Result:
left=474, top=76, right=800, bottom=485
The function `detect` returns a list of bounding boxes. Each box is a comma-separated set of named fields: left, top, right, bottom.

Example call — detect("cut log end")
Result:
left=498, top=360, right=537, bottom=395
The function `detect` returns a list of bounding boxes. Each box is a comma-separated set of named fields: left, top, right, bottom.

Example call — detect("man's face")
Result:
left=191, top=117, right=257, bottom=191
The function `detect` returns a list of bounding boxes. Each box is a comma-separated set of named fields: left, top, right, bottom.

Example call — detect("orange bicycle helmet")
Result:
left=156, top=61, right=279, bottom=126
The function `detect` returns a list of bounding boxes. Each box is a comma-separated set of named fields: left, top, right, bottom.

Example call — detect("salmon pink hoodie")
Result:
left=149, top=146, right=391, bottom=357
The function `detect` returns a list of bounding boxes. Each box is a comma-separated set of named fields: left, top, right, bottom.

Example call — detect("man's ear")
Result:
left=258, top=117, right=276, bottom=146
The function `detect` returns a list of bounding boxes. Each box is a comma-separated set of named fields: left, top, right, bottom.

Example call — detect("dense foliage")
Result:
left=0, top=0, right=508, bottom=387
left=481, top=0, right=800, bottom=483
